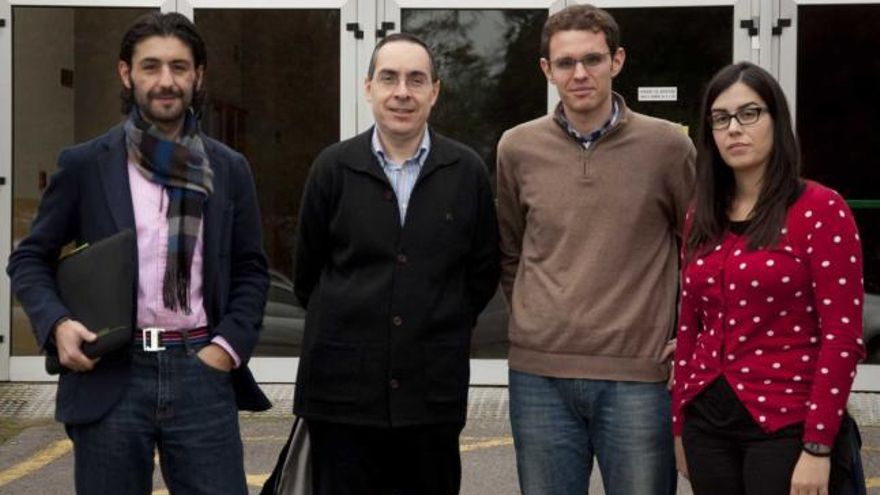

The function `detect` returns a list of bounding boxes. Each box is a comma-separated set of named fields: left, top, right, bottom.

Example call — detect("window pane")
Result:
left=402, top=9, right=547, bottom=180
left=607, top=6, right=733, bottom=139
left=402, top=9, right=548, bottom=358
left=854, top=208, right=880, bottom=363
left=797, top=4, right=880, bottom=362
left=196, top=9, right=340, bottom=357
left=11, top=7, right=153, bottom=356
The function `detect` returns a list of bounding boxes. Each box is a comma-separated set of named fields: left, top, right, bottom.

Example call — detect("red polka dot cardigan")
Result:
left=672, top=181, right=866, bottom=445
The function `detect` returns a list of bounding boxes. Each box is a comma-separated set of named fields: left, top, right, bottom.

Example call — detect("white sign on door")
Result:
left=638, top=86, right=678, bottom=102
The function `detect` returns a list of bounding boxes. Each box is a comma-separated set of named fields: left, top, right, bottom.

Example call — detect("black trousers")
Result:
left=307, top=420, right=464, bottom=495
left=682, top=379, right=853, bottom=495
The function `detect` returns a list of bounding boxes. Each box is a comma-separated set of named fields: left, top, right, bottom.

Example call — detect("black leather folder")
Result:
left=45, top=229, right=135, bottom=375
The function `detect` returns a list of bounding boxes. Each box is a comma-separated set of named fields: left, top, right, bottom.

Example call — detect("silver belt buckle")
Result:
left=142, top=327, right=166, bottom=352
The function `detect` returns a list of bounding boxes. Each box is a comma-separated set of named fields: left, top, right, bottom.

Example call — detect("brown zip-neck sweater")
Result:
left=497, top=97, right=695, bottom=382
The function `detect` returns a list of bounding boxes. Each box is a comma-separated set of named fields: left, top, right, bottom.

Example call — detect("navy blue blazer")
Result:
left=7, top=124, right=271, bottom=424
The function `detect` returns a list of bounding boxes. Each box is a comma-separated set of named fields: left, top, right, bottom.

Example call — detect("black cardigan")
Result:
left=293, top=128, right=501, bottom=426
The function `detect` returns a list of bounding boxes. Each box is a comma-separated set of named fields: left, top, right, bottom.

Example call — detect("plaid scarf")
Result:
left=124, top=108, right=214, bottom=314
left=553, top=97, right=620, bottom=150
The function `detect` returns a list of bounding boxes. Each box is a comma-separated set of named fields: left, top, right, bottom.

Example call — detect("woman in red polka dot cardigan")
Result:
left=671, top=62, right=866, bottom=495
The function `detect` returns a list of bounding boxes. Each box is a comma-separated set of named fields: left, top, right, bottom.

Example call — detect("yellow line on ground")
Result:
left=867, top=477, right=879, bottom=489
left=242, top=435, right=288, bottom=443
left=0, top=439, right=72, bottom=487
left=248, top=473, right=270, bottom=487
left=0, top=431, right=512, bottom=493
left=193, top=435, right=517, bottom=493
left=460, top=437, right=514, bottom=453
left=153, top=475, right=272, bottom=494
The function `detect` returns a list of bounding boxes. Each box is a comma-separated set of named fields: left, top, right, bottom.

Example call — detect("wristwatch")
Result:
left=802, top=442, right=832, bottom=457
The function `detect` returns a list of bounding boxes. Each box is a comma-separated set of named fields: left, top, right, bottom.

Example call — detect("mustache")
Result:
left=148, top=88, right=184, bottom=98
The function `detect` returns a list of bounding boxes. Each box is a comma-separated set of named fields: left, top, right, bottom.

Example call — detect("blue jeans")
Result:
left=66, top=343, right=246, bottom=495
left=509, top=369, right=676, bottom=495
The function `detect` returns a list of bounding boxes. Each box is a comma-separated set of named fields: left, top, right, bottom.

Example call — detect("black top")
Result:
left=726, top=181, right=807, bottom=235
left=293, top=129, right=501, bottom=427
left=728, top=219, right=751, bottom=235
left=689, top=376, right=804, bottom=437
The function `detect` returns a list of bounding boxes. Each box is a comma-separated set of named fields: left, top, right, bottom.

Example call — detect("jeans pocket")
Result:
left=192, top=352, right=232, bottom=378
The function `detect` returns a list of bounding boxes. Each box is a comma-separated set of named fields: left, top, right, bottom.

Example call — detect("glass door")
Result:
left=380, top=0, right=747, bottom=383
left=580, top=0, right=753, bottom=139
left=2, top=0, right=171, bottom=381
left=1, top=0, right=357, bottom=381
left=777, top=0, right=880, bottom=391
left=1, top=0, right=752, bottom=383
left=180, top=0, right=358, bottom=381
left=379, top=0, right=564, bottom=383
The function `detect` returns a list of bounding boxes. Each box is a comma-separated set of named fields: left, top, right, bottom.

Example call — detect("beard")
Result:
left=128, top=77, right=198, bottom=126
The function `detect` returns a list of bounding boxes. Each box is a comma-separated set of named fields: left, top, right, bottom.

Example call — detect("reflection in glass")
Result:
left=607, top=6, right=733, bottom=139
left=852, top=210, right=880, bottom=295
left=196, top=10, right=340, bottom=356
left=854, top=209, right=880, bottom=364
left=797, top=5, right=880, bottom=363
left=797, top=5, right=880, bottom=199
left=402, top=9, right=548, bottom=358
left=402, top=9, right=547, bottom=180
left=11, top=7, right=152, bottom=356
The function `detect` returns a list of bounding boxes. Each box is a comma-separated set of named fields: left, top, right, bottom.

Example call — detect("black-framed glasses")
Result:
left=709, top=106, right=767, bottom=130
left=548, top=52, right=611, bottom=73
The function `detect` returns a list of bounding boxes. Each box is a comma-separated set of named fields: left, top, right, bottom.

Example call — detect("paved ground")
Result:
left=0, top=384, right=878, bottom=494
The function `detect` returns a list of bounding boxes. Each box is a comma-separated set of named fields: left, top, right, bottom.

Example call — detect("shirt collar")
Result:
left=553, top=95, right=621, bottom=149
left=371, top=126, right=432, bottom=169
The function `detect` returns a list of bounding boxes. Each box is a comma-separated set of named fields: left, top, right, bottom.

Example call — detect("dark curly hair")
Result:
left=118, top=12, right=207, bottom=115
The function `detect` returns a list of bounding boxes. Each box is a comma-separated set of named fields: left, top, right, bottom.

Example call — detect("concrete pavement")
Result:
left=0, top=384, right=877, bottom=494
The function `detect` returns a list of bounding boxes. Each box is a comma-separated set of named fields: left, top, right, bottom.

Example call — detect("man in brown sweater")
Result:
left=497, top=5, right=695, bottom=495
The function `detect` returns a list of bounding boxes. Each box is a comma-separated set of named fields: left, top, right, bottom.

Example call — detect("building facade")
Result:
left=0, top=0, right=878, bottom=388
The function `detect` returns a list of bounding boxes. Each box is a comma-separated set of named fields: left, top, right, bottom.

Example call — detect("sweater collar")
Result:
left=341, top=128, right=459, bottom=183
left=553, top=92, right=629, bottom=148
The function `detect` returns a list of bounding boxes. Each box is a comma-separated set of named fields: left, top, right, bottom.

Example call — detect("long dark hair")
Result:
left=686, top=62, right=802, bottom=260
left=118, top=12, right=207, bottom=115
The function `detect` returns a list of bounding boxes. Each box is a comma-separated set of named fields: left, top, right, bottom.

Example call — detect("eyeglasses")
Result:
left=374, top=71, right=433, bottom=91
left=709, top=106, right=767, bottom=130
left=548, top=52, right=611, bottom=73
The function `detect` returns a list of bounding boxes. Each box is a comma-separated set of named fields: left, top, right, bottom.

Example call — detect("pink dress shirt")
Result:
left=128, top=162, right=240, bottom=367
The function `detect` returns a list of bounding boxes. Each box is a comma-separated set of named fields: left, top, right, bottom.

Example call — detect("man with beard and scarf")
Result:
left=7, top=12, right=269, bottom=494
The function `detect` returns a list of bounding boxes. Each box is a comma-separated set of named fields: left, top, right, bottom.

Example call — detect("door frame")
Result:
left=172, top=0, right=358, bottom=384
left=775, top=0, right=880, bottom=391
left=378, top=0, right=564, bottom=384
left=179, top=0, right=359, bottom=140
left=0, top=0, right=174, bottom=381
